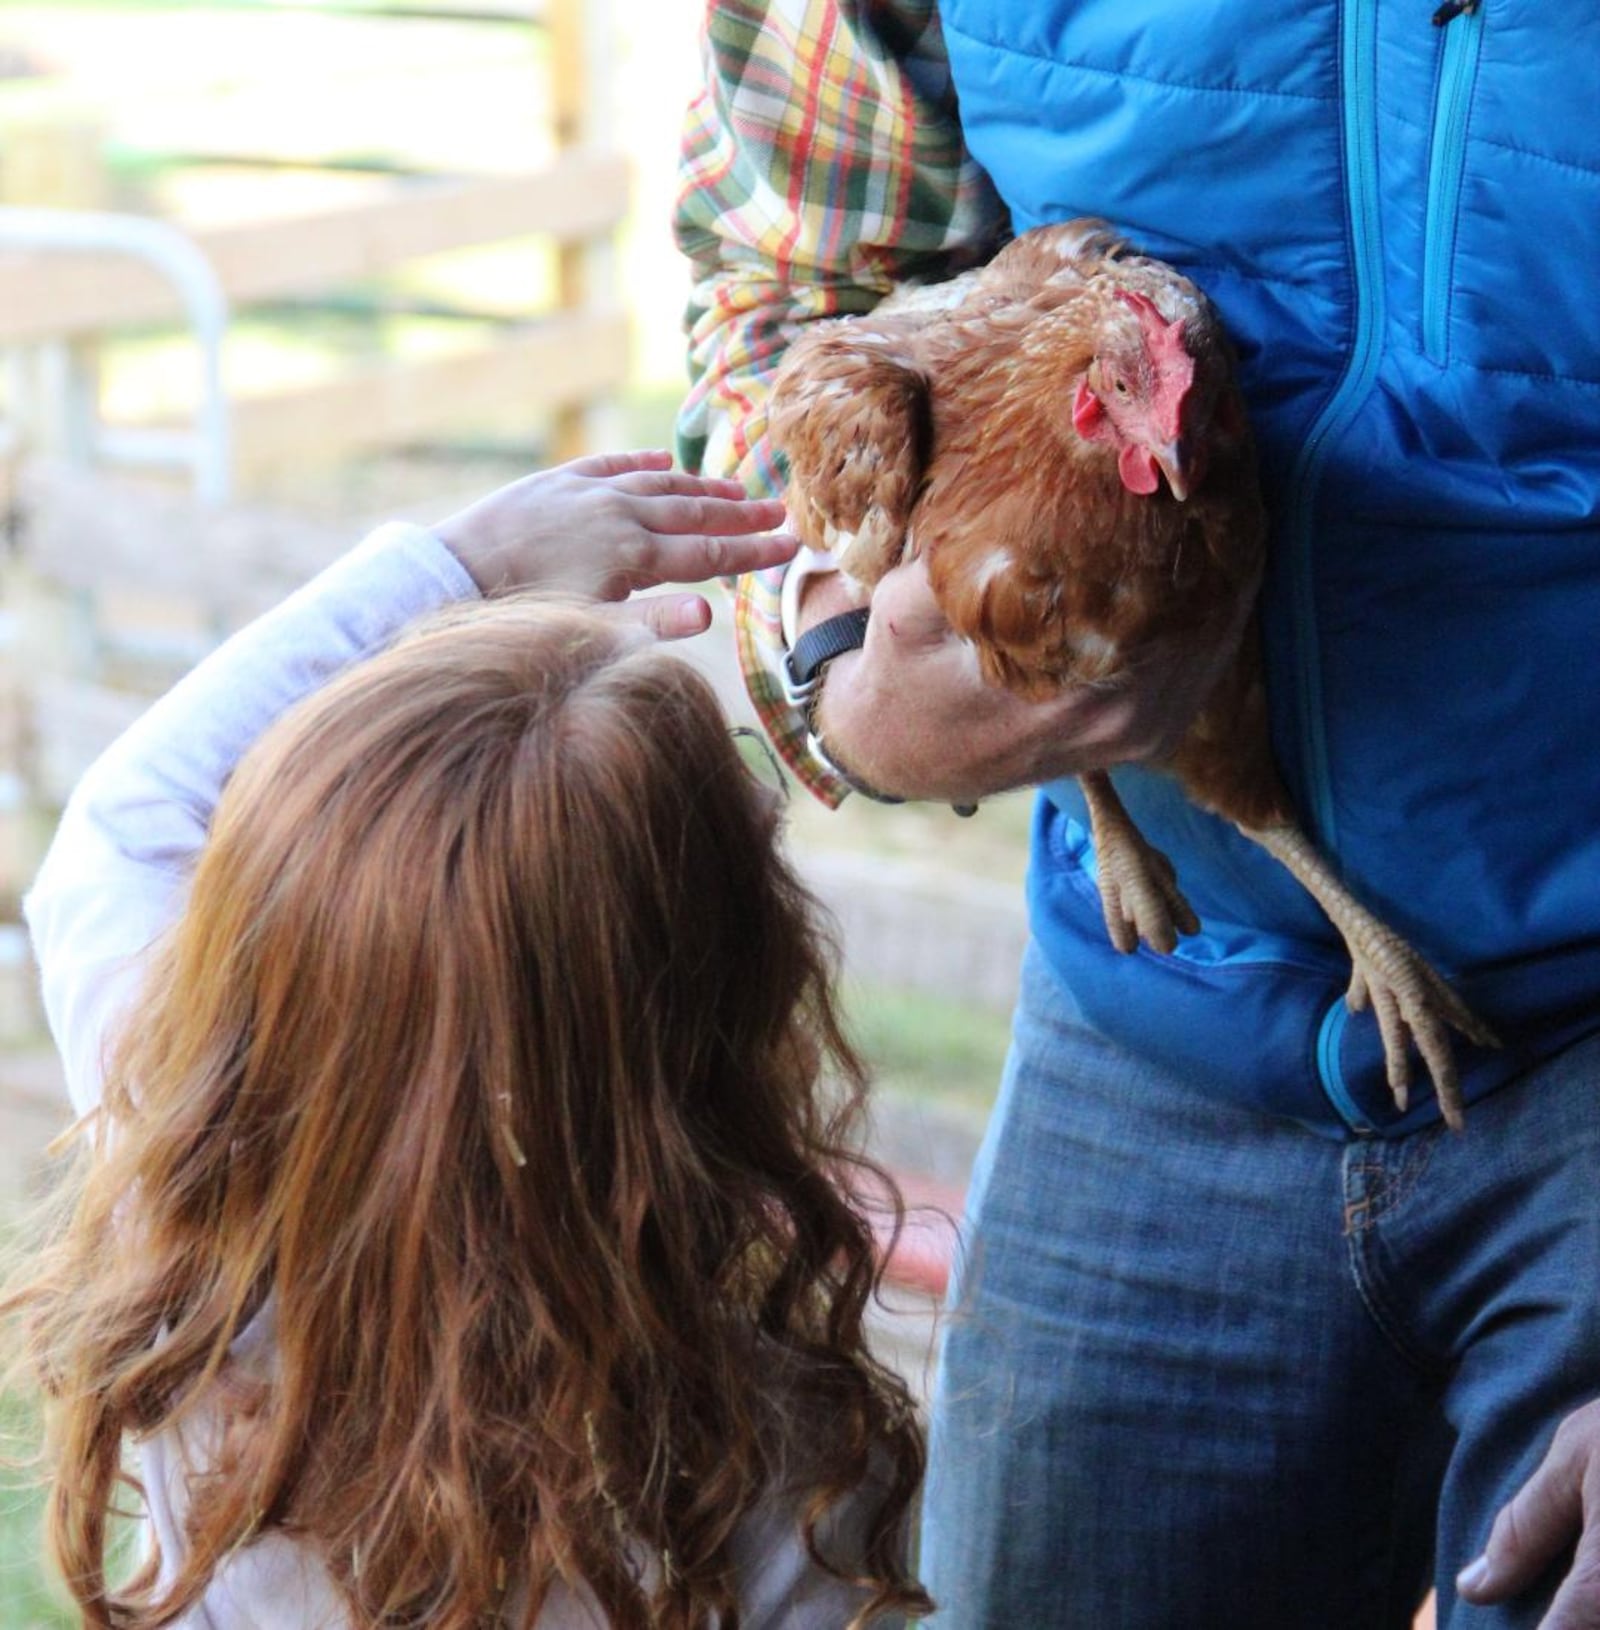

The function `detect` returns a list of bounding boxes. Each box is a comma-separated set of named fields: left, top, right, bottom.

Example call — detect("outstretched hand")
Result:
left=434, top=450, right=795, bottom=638
left=1457, top=1399, right=1600, bottom=1629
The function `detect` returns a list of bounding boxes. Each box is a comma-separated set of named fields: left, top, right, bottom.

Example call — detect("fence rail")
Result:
left=0, top=158, right=629, bottom=345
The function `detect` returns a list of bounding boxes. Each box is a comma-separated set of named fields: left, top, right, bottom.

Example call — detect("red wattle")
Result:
left=1119, top=442, right=1160, bottom=495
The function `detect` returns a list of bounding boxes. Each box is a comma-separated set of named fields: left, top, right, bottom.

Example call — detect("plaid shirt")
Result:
left=674, top=0, right=1002, bottom=803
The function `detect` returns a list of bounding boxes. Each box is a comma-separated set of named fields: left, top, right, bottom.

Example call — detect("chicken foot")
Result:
left=1242, top=821, right=1499, bottom=1132
left=1080, top=771, right=1201, bottom=955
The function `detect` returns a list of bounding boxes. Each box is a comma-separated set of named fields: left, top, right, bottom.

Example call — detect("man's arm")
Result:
left=676, top=0, right=1000, bottom=492
left=674, top=0, right=1003, bottom=804
left=809, top=552, right=1253, bottom=805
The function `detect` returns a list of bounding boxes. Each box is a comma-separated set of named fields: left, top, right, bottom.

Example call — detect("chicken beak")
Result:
left=1153, top=439, right=1190, bottom=502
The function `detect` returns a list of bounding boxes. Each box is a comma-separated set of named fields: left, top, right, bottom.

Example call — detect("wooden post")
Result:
left=0, top=111, right=110, bottom=478
left=0, top=110, right=107, bottom=210
left=546, top=0, right=622, bottom=461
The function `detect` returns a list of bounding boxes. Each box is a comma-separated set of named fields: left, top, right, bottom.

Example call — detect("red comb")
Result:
left=1115, top=288, right=1194, bottom=438
left=1115, top=289, right=1190, bottom=367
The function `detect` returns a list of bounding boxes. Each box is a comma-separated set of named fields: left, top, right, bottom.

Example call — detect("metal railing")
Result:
left=0, top=208, right=233, bottom=502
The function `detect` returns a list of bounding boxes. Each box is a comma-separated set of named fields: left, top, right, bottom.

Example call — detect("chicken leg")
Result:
left=1242, top=822, right=1498, bottom=1132
left=1080, top=774, right=1496, bottom=1130
left=1080, top=770, right=1200, bottom=955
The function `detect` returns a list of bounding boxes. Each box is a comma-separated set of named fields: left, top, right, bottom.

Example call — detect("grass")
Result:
left=845, top=980, right=1010, bottom=1117
left=0, top=1418, right=144, bottom=1630
left=0, top=1392, right=72, bottom=1630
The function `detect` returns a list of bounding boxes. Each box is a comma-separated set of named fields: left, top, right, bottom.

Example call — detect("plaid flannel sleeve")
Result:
left=674, top=0, right=1003, bottom=805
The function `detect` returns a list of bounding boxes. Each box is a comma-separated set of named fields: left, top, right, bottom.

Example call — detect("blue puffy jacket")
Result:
left=936, top=0, right=1600, bottom=1135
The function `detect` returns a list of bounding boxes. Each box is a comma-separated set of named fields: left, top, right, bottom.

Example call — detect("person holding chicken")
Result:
left=676, top=2, right=1600, bottom=1627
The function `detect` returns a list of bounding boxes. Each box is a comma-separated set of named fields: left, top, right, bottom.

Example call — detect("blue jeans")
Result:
left=920, top=944, right=1600, bottom=1628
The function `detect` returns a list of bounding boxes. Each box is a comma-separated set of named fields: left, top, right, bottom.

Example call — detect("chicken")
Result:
left=769, top=219, right=1496, bottom=1129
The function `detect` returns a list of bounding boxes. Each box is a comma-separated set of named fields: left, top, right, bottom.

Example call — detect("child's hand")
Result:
left=434, top=450, right=795, bottom=637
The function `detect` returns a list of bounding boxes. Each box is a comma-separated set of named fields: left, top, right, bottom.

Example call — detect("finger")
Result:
left=1535, top=1533, right=1600, bottom=1630
left=605, top=593, right=713, bottom=642
left=870, top=554, right=954, bottom=648
left=629, top=530, right=799, bottom=587
left=563, top=448, right=676, bottom=479
left=636, top=492, right=790, bottom=537
left=1459, top=1440, right=1586, bottom=1605
left=612, top=470, right=758, bottom=502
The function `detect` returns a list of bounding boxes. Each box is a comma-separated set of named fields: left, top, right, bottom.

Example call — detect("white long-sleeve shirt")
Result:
left=23, top=526, right=897, bottom=1629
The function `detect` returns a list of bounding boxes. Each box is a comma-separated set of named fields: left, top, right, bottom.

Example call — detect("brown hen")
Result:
left=769, top=219, right=1495, bottom=1128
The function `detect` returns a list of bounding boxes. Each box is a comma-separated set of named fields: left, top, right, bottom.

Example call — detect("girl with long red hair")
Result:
left=7, top=451, right=928, bottom=1629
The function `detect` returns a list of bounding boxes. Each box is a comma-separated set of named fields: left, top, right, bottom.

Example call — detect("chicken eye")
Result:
left=1113, top=378, right=1130, bottom=397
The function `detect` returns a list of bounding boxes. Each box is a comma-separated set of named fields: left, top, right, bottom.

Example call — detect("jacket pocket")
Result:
left=1420, top=6, right=1485, bottom=364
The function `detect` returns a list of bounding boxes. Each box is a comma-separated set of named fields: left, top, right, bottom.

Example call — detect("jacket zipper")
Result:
left=1288, top=0, right=1385, bottom=1131
left=1283, top=0, right=1384, bottom=857
left=1421, top=4, right=1485, bottom=362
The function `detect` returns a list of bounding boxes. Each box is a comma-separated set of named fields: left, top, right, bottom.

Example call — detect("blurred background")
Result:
left=0, top=1, right=1031, bottom=1617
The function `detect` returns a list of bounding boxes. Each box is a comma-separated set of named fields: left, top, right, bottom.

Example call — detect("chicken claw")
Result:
left=1250, top=823, right=1499, bottom=1132
left=1080, top=770, right=1201, bottom=954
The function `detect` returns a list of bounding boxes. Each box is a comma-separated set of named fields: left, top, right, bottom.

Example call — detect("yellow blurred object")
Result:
left=0, top=104, right=105, bottom=207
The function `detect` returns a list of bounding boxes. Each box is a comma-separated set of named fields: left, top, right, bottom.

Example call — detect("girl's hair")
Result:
left=8, top=600, right=929, bottom=1629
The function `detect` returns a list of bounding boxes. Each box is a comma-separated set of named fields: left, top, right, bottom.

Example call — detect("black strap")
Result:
left=785, top=606, right=870, bottom=689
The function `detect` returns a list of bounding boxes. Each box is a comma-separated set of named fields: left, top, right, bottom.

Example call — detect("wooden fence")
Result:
left=0, top=0, right=628, bottom=488
left=0, top=159, right=630, bottom=480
